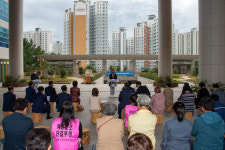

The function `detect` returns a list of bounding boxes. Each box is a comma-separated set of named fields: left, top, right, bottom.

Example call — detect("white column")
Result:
left=73, top=60, right=77, bottom=76
left=102, top=60, right=107, bottom=74
left=130, top=60, right=136, bottom=72
left=9, top=0, right=24, bottom=79
left=158, top=0, right=172, bottom=79
left=199, top=0, right=225, bottom=83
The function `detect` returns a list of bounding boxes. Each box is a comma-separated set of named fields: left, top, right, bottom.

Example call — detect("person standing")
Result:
left=3, top=98, right=34, bottom=150
left=45, top=81, right=57, bottom=103
left=32, top=86, right=52, bottom=119
left=161, top=102, right=192, bottom=150
left=2, top=86, right=16, bottom=112
left=192, top=97, right=225, bottom=150
left=25, top=81, right=36, bottom=103
left=57, top=85, right=71, bottom=112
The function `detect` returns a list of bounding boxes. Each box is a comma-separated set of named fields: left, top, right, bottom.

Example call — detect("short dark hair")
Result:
left=213, top=83, right=219, bottom=89
left=38, top=86, right=44, bottom=93
left=199, top=82, right=205, bottom=88
left=72, top=80, right=78, bottom=87
left=92, top=88, right=99, bottom=96
left=125, top=82, right=130, bottom=88
left=48, top=81, right=53, bottom=86
left=14, top=98, right=28, bottom=111
left=26, top=128, right=51, bottom=150
left=127, top=133, right=153, bottom=150
left=166, top=82, right=171, bottom=87
left=200, top=97, right=215, bottom=111
left=136, top=81, right=141, bottom=85
left=128, top=81, right=132, bottom=86
left=8, top=86, right=14, bottom=92
left=184, top=82, right=190, bottom=86
left=61, top=85, right=67, bottom=91
left=28, top=81, right=33, bottom=87
left=130, top=94, right=138, bottom=106
left=183, top=85, right=190, bottom=92
left=211, top=94, right=219, bottom=102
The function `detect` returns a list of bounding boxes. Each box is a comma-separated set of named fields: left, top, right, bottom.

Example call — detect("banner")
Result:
left=106, top=71, right=134, bottom=76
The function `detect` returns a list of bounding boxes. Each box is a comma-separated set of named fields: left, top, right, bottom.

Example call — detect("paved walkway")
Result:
left=0, top=76, right=200, bottom=150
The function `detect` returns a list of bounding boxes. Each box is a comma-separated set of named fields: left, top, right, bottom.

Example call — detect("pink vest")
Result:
left=125, top=105, right=138, bottom=127
left=51, top=117, right=80, bottom=150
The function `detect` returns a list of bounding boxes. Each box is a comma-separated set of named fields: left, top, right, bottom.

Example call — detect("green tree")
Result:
left=124, top=66, right=128, bottom=71
left=59, top=67, right=67, bottom=79
left=78, top=67, right=84, bottom=76
left=117, top=66, right=120, bottom=71
left=23, top=38, right=45, bottom=74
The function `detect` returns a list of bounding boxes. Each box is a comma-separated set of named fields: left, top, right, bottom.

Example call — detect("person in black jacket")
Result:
left=3, top=98, right=34, bottom=150
left=45, top=81, right=57, bottom=103
left=32, top=86, right=52, bottom=119
left=135, top=81, right=151, bottom=98
left=57, top=85, right=71, bottom=112
left=3, top=86, right=16, bottom=112
left=25, top=81, right=36, bottom=103
left=196, top=82, right=209, bottom=108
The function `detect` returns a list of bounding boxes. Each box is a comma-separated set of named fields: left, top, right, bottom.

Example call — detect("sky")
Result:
left=23, top=0, right=198, bottom=43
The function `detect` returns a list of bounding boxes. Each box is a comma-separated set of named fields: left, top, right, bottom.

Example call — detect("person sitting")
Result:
left=212, top=83, right=225, bottom=105
left=51, top=101, right=83, bottom=150
left=135, top=81, right=151, bottom=98
left=122, top=81, right=135, bottom=93
left=161, top=102, right=192, bottom=150
left=3, top=98, right=34, bottom=150
left=178, top=84, right=195, bottom=114
left=121, top=93, right=138, bottom=138
left=3, top=86, right=16, bottom=112
left=25, top=81, right=36, bottom=103
left=57, top=85, right=71, bottom=112
left=32, top=86, right=52, bottom=119
left=45, top=81, right=57, bottom=103
left=127, top=133, right=153, bottom=150
left=26, top=128, right=51, bottom=150
left=211, top=94, right=225, bottom=121
left=70, top=80, right=81, bottom=103
left=96, top=102, right=124, bottom=150
left=196, top=82, right=210, bottom=108
left=192, top=97, right=225, bottom=150
left=178, top=82, right=193, bottom=100
left=151, top=86, right=165, bottom=114
left=128, top=94, right=157, bottom=149
left=118, top=82, right=135, bottom=119
left=89, top=88, right=101, bottom=113
left=163, top=82, right=174, bottom=111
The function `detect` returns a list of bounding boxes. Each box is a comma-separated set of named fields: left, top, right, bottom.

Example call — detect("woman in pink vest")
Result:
left=121, top=93, right=138, bottom=138
left=151, top=86, right=165, bottom=114
left=51, top=101, right=83, bottom=150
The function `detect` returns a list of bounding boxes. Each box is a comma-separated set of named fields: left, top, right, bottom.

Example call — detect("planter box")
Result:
left=153, top=82, right=178, bottom=88
left=2, top=82, right=28, bottom=87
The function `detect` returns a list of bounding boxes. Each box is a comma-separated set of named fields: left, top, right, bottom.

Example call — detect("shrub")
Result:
left=60, top=68, right=67, bottom=79
left=172, top=74, right=180, bottom=78
left=152, top=67, right=158, bottom=73
left=155, top=76, right=165, bottom=84
left=139, top=72, right=157, bottom=80
left=173, top=68, right=179, bottom=74
left=78, top=67, right=84, bottom=76
left=47, top=69, right=54, bottom=76
left=40, top=76, right=47, bottom=80
left=91, top=72, right=102, bottom=81
left=68, top=68, right=74, bottom=76
left=165, top=76, right=173, bottom=83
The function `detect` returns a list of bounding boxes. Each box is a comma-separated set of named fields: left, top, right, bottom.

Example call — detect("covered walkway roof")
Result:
left=38, top=54, right=199, bottom=61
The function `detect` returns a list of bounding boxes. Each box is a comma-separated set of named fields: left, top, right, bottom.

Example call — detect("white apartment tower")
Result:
left=53, top=41, right=64, bottom=54
left=23, top=28, right=53, bottom=53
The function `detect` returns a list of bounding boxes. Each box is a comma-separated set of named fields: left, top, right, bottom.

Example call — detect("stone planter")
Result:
left=2, top=82, right=28, bottom=87
left=153, top=82, right=178, bottom=88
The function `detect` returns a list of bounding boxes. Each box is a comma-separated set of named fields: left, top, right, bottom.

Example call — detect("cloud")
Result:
left=23, top=0, right=198, bottom=43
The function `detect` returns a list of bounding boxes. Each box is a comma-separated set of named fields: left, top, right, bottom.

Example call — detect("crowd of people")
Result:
left=1, top=79, right=225, bottom=150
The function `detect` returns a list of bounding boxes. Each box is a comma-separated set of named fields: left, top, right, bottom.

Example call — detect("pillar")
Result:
left=158, top=0, right=172, bottom=79
left=130, top=60, right=136, bottom=73
left=199, top=0, right=225, bottom=83
left=102, top=60, right=107, bottom=74
left=73, top=60, right=77, bottom=76
left=9, top=0, right=24, bottom=79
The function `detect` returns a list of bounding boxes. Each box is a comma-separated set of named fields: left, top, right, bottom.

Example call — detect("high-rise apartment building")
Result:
left=177, top=28, right=199, bottom=55
left=0, top=0, right=9, bottom=82
left=126, top=38, right=134, bottom=55
left=23, top=28, right=53, bottom=53
left=64, top=0, right=108, bottom=69
left=53, top=41, right=64, bottom=54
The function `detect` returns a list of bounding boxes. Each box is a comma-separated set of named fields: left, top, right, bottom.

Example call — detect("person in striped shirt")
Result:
left=178, top=85, right=195, bottom=113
